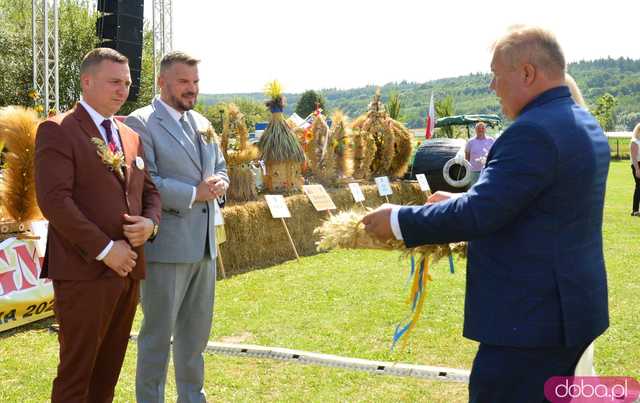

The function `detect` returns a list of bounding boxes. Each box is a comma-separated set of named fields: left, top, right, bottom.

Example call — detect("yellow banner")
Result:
left=0, top=237, right=53, bottom=332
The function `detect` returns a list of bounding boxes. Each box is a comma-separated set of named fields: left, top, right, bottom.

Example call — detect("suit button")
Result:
left=202, top=208, right=207, bottom=213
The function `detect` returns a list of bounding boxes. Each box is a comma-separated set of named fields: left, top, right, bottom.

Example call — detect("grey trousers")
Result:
left=136, top=258, right=216, bottom=403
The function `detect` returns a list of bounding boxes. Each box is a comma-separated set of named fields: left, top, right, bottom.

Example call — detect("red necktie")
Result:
left=101, top=119, right=118, bottom=153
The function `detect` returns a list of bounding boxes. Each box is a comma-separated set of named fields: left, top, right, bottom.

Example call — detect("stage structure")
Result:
left=152, top=0, right=173, bottom=95
left=32, top=0, right=59, bottom=114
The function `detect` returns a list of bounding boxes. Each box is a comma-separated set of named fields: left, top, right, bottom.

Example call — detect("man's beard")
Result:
left=171, top=92, right=196, bottom=112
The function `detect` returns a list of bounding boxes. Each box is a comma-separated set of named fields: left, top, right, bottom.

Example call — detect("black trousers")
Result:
left=468, top=342, right=589, bottom=403
left=632, top=164, right=640, bottom=212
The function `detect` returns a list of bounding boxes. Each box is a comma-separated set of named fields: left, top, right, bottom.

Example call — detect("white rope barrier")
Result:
left=50, top=326, right=470, bottom=382
left=201, top=341, right=470, bottom=382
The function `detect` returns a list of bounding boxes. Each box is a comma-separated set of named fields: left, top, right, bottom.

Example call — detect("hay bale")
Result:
left=218, top=181, right=425, bottom=277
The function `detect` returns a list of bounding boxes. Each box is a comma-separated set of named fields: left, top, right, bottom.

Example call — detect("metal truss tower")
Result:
left=32, top=0, right=59, bottom=113
left=152, top=0, right=173, bottom=95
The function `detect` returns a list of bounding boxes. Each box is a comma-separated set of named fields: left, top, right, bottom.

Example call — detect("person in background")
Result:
left=362, top=25, right=610, bottom=402
left=464, top=122, right=494, bottom=185
left=630, top=123, right=640, bottom=216
left=564, top=72, right=598, bottom=376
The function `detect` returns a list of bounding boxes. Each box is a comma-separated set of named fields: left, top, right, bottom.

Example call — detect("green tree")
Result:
left=231, top=98, right=269, bottom=132
left=195, top=103, right=227, bottom=133
left=0, top=0, right=154, bottom=115
left=0, top=27, right=32, bottom=107
left=195, top=98, right=268, bottom=134
left=434, top=95, right=456, bottom=138
left=0, top=0, right=98, bottom=111
left=295, top=90, right=326, bottom=119
left=56, top=0, right=98, bottom=111
left=592, top=93, right=617, bottom=131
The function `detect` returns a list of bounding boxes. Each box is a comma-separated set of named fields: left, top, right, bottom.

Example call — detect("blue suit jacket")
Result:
left=398, top=86, right=610, bottom=348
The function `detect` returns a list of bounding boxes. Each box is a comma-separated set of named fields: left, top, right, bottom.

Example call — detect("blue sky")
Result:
left=142, top=0, right=639, bottom=94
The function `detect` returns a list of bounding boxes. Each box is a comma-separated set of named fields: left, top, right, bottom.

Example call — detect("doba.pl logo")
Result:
left=544, top=376, right=640, bottom=402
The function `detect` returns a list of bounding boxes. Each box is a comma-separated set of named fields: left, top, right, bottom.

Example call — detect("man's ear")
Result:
left=79, top=72, right=91, bottom=91
left=522, top=64, right=536, bottom=86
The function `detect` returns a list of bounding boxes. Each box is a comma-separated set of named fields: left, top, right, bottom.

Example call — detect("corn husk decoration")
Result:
left=306, top=106, right=338, bottom=187
left=0, top=106, right=43, bottom=223
left=259, top=81, right=305, bottom=192
left=222, top=103, right=259, bottom=202
left=314, top=209, right=466, bottom=349
left=330, top=110, right=353, bottom=179
left=351, top=89, right=413, bottom=179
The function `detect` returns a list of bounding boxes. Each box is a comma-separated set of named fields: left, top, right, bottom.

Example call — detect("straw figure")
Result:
left=330, top=110, right=353, bottom=179
left=0, top=106, right=43, bottom=224
left=258, top=81, right=306, bottom=192
left=221, top=103, right=259, bottom=202
left=305, top=106, right=338, bottom=187
left=351, top=89, right=413, bottom=179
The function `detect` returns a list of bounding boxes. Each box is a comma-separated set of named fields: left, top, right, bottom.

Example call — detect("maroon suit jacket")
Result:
left=35, top=103, right=162, bottom=280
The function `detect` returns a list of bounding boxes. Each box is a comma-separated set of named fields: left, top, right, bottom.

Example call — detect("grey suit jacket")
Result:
left=126, top=98, right=228, bottom=263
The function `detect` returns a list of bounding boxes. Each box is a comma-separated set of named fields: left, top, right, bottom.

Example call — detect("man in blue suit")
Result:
left=363, top=25, right=610, bottom=402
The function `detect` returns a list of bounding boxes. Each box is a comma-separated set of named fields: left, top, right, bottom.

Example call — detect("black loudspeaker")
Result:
left=97, top=0, right=144, bottom=18
left=99, top=40, right=142, bottom=100
left=96, top=0, right=144, bottom=102
left=97, top=14, right=143, bottom=44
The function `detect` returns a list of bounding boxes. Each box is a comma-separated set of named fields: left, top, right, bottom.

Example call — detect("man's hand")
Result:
left=206, top=175, right=227, bottom=198
left=362, top=204, right=394, bottom=242
left=195, top=177, right=223, bottom=202
left=103, top=240, right=138, bottom=277
left=123, top=214, right=154, bottom=247
left=426, top=191, right=455, bottom=204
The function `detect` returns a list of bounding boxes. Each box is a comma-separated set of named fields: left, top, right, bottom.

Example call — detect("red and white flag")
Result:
left=425, top=92, right=435, bottom=139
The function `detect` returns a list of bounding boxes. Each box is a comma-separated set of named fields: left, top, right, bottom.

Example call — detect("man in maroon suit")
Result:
left=35, top=48, right=162, bottom=403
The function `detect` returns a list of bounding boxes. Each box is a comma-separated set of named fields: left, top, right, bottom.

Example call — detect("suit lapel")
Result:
left=73, top=103, right=131, bottom=183
left=74, top=103, right=126, bottom=184
left=153, top=99, right=202, bottom=172
left=73, top=103, right=103, bottom=142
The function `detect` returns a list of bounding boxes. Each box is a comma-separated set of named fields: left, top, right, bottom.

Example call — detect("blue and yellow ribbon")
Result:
left=392, top=250, right=457, bottom=350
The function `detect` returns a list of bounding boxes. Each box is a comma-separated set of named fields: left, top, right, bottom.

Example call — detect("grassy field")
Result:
left=1, top=160, right=637, bottom=402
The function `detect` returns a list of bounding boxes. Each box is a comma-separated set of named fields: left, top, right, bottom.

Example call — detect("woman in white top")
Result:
left=630, top=123, right=640, bottom=215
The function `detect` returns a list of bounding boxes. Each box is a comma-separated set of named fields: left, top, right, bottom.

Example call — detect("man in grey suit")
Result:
left=125, top=51, right=228, bottom=403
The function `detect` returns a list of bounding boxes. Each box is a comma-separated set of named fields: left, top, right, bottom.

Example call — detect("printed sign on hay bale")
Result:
left=375, top=176, right=393, bottom=197
left=416, top=174, right=431, bottom=192
left=264, top=194, right=299, bottom=260
left=264, top=195, right=291, bottom=218
left=302, top=184, right=336, bottom=212
left=348, top=183, right=365, bottom=203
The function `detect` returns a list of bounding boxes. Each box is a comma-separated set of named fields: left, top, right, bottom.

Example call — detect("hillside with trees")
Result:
left=200, top=58, right=640, bottom=131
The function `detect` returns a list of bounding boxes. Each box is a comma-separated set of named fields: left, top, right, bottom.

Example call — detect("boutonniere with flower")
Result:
left=199, top=125, right=219, bottom=145
left=91, top=138, right=126, bottom=180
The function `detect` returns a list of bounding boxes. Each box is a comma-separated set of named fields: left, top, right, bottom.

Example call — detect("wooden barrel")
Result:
left=409, top=138, right=469, bottom=192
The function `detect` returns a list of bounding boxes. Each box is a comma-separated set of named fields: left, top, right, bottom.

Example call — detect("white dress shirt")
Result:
left=78, top=99, right=117, bottom=261
left=389, top=192, right=466, bottom=241
left=79, top=99, right=123, bottom=151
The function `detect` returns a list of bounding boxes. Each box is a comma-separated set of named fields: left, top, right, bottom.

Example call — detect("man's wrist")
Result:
left=147, top=218, right=159, bottom=241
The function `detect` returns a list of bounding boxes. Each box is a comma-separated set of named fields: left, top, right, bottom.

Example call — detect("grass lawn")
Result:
left=1, top=160, right=637, bottom=402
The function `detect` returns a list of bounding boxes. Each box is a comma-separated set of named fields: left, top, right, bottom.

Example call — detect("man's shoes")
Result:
left=631, top=211, right=640, bottom=216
